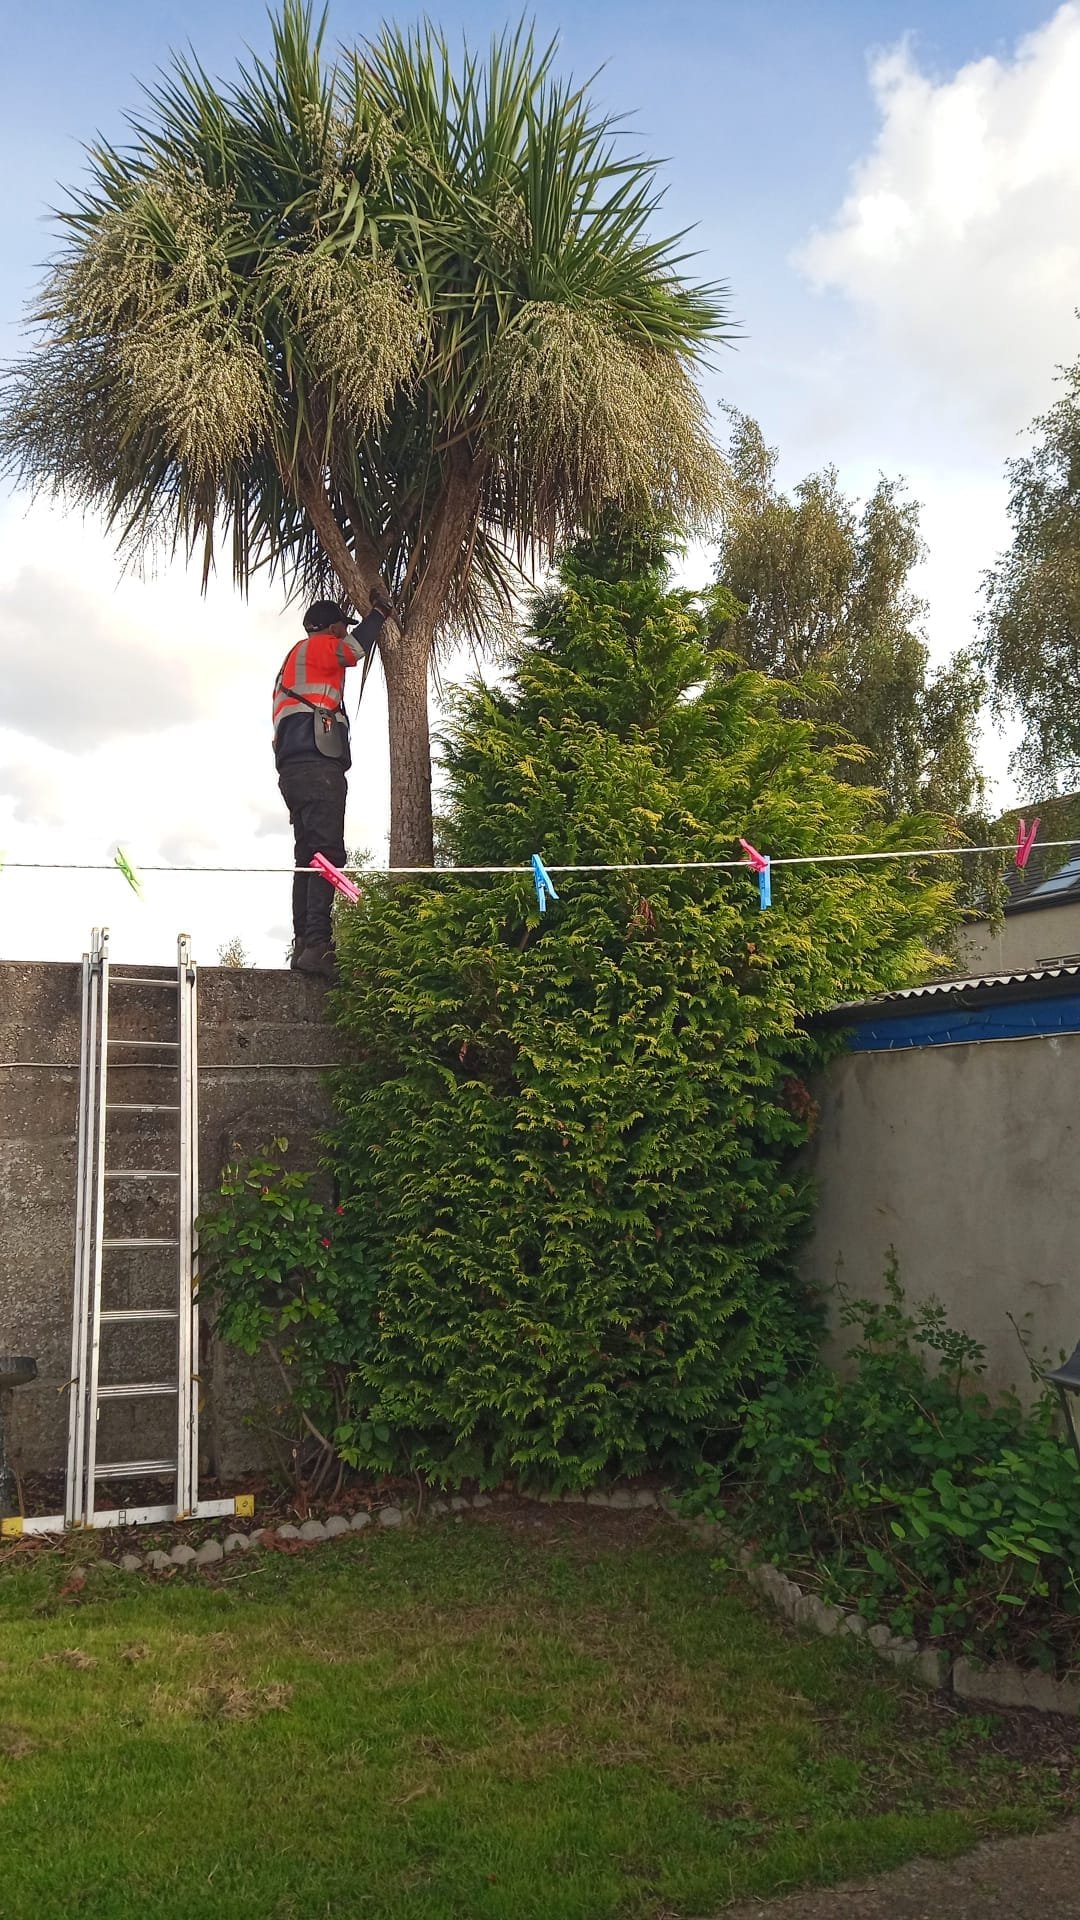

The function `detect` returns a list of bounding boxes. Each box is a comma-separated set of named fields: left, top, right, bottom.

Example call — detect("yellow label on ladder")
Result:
left=1, top=1517, right=24, bottom=1538
left=234, top=1494, right=255, bottom=1518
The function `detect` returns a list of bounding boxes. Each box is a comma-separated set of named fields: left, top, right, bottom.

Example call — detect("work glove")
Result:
left=367, top=585, right=398, bottom=621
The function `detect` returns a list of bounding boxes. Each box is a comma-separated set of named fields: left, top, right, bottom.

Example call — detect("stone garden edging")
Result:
left=103, top=1486, right=1080, bottom=1717
left=679, top=1514, right=1080, bottom=1717
left=111, top=1485, right=658, bottom=1575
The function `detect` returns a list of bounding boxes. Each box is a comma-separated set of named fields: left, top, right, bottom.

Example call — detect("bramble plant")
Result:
left=202, top=524, right=957, bottom=1488
left=690, top=1262, right=1080, bottom=1665
left=198, top=1142, right=396, bottom=1487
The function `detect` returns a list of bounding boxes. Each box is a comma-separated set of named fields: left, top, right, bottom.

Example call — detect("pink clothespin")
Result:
left=311, top=852, right=360, bottom=902
left=739, top=837, right=772, bottom=909
left=1015, top=817, right=1040, bottom=870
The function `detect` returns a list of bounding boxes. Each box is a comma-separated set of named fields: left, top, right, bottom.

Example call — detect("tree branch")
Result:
left=294, top=451, right=398, bottom=646
left=338, top=475, right=388, bottom=585
left=264, top=1340, right=338, bottom=1458
left=407, top=446, right=487, bottom=644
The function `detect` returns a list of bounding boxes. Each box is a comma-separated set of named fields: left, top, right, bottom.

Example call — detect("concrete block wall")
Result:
left=0, top=961, right=346, bottom=1482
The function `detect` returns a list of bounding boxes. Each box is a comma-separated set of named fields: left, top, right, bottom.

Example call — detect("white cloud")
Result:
left=797, top=5, right=1080, bottom=447
left=0, top=753, right=70, bottom=827
left=0, top=567, right=207, bottom=748
left=0, top=498, right=394, bottom=965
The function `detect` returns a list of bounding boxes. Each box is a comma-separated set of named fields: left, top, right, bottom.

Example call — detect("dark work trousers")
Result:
left=277, top=757, right=348, bottom=952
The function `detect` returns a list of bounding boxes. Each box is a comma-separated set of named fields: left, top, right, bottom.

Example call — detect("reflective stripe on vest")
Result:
left=272, top=633, right=347, bottom=732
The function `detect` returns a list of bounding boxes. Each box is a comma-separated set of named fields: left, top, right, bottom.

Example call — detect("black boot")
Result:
left=294, top=942, right=338, bottom=982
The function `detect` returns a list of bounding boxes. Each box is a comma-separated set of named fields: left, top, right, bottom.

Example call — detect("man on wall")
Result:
left=272, top=593, right=393, bottom=978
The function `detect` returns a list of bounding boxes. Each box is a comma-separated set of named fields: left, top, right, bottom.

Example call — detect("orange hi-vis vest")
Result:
left=272, top=628, right=366, bottom=735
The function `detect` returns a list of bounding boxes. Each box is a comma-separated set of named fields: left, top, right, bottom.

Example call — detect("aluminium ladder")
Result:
left=55, top=928, right=238, bottom=1531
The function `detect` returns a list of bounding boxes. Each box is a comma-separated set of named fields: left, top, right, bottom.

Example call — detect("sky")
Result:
left=2, top=0, right=1079, bottom=965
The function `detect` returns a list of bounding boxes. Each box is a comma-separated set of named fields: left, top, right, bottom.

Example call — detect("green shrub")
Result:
left=198, top=1143, right=392, bottom=1480
left=693, top=1265, right=1080, bottom=1664
left=203, top=526, right=956, bottom=1489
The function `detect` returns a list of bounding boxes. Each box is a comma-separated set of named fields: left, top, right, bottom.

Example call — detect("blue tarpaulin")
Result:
left=847, top=992, right=1080, bottom=1051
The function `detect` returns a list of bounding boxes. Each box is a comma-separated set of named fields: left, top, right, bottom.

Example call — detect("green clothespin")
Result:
left=114, top=847, right=142, bottom=898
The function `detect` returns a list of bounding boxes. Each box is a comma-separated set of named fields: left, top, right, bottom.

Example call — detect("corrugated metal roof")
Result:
left=831, top=963, right=1080, bottom=1015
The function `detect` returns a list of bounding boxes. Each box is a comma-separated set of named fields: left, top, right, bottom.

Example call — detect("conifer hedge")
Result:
left=204, top=528, right=956, bottom=1486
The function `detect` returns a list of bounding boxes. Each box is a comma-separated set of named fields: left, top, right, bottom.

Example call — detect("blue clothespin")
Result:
left=531, top=853, right=559, bottom=914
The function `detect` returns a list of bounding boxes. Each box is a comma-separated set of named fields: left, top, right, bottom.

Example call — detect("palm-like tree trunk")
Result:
left=297, top=461, right=431, bottom=862
left=298, top=449, right=485, bottom=867
left=382, top=637, right=434, bottom=866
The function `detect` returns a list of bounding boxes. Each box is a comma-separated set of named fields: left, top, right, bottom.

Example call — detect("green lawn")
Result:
left=0, top=1506, right=1074, bottom=1919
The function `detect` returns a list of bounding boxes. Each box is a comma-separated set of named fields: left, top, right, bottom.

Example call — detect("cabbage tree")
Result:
left=0, top=2, right=730, bottom=862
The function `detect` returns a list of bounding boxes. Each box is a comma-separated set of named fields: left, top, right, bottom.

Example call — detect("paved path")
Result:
left=719, top=1820, right=1080, bottom=1919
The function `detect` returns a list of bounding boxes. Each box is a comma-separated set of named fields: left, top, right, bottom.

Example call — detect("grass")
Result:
left=0, top=1505, right=1076, bottom=1919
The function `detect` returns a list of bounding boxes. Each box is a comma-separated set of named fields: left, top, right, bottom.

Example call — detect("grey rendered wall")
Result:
left=960, top=902, right=1080, bottom=975
left=0, top=961, right=346, bottom=1481
left=801, top=1031, right=1080, bottom=1395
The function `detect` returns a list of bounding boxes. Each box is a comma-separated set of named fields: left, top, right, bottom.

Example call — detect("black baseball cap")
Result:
left=303, top=600, right=348, bottom=631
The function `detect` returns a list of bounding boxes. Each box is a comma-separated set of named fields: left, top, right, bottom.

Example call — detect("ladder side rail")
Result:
left=186, top=940, right=198, bottom=1512
left=64, top=949, right=94, bottom=1528
left=186, top=939, right=201, bottom=1516
left=176, top=935, right=197, bottom=1516
left=81, top=929, right=111, bottom=1524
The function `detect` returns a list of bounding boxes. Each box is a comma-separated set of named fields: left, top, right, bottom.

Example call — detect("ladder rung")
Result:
left=98, top=1382, right=178, bottom=1399
left=108, top=1038, right=179, bottom=1050
left=100, top=1308, right=180, bottom=1323
left=94, top=1459, right=177, bottom=1479
left=104, top=1169, right=179, bottom=1180
left=110, top=977, right=177, bottom=988
left=107, top=1105, right=180, bottom=1118
left=102, top=1237, right=180, bottom=1250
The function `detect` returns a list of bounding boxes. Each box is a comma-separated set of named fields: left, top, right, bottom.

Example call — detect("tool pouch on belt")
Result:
left=275, top=685, right=351, bottom=769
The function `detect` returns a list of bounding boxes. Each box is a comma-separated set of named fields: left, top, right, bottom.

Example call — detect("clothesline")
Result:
left=1, top=836, right=1077, bottom=877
